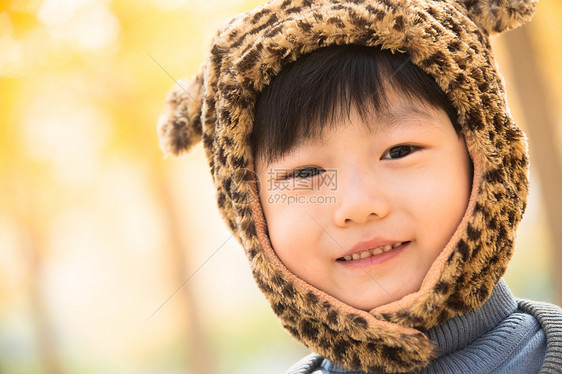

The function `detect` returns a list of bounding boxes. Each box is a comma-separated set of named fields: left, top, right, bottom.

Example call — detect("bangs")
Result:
left=251, top=44, right=459, bottom=164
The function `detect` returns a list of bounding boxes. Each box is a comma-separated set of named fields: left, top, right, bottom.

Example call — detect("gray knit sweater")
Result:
left=287, top=280, right=562, bottom=374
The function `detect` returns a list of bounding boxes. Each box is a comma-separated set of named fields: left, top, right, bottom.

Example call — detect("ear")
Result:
left=157, top=66, right=205, bottom=157
left=461, top=0, right=538, bottom=34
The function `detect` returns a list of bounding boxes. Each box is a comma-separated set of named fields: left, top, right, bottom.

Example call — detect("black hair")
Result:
left=251, top=44, right=461, bottom=164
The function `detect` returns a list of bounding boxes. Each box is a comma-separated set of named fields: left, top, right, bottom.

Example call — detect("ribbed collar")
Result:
left=425, top=279, right=517, bottom=356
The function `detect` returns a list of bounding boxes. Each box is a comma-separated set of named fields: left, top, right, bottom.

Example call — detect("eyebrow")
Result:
left=374, top=104, right=438, bottom=129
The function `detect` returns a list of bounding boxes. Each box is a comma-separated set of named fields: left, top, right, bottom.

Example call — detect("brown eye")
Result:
left=383, top=145, right=418, bottom=159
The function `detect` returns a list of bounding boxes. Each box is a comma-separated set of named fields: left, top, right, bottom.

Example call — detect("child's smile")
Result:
left=256, top=92, right=473, bottom=311
left=336, top=239, right=410, bottom=266
left=337, top=240, right=407, bottom=262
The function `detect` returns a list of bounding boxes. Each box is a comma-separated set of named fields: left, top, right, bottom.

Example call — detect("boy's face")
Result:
left=255, top=92, right=472, bottom=311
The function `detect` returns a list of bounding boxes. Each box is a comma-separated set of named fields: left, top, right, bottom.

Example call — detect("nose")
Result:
left=333, top=170, right=391, bottom=226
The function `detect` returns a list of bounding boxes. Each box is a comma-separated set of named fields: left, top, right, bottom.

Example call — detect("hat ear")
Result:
left=461, top=0, right=537, bottom=34
left=157, top=67, right=205, bottom=156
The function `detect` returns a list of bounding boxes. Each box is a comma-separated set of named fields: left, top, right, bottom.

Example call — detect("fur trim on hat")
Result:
left=462, top=0, right=538, bottom=34
left=158, top=69, right=204, bottom=156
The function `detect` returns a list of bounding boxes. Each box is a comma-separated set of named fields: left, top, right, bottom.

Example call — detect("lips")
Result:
left=337, top=241, right=409, bottom=262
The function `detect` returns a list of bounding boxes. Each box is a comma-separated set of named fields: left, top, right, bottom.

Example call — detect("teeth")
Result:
left=372, top=247, right=384, bottom=255
left=342, top=242, right=404, bottom=261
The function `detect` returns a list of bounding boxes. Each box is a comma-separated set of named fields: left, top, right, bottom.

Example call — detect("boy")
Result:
left=158, top=0, right=562, bottom=372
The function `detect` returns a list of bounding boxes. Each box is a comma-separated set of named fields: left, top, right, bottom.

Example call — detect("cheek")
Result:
left=261, top=200, right=320, bottom=265
left=394, top=158, right=471, bottom=243
left=424, top=164, right=471, bottom=246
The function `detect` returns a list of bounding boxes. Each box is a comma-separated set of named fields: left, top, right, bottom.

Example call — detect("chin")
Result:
left=344, top=293, right=397, bottom=311
left=353, top=284, right=422, bottom=311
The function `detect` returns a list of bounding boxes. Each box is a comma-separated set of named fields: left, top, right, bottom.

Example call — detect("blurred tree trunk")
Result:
left=24, top=231, right=64, bottom=374
left=9, top=169, right=65, bottom=374
left=152, top=165, right=217, bottom=374
left=504, top=27, right=562, bottom=305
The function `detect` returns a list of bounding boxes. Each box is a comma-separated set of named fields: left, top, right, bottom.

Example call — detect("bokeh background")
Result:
left=1, top=0, right=561, bottom=373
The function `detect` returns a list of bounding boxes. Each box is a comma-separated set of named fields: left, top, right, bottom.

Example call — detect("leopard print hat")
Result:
left=157, top=0, right=536, bottom=371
